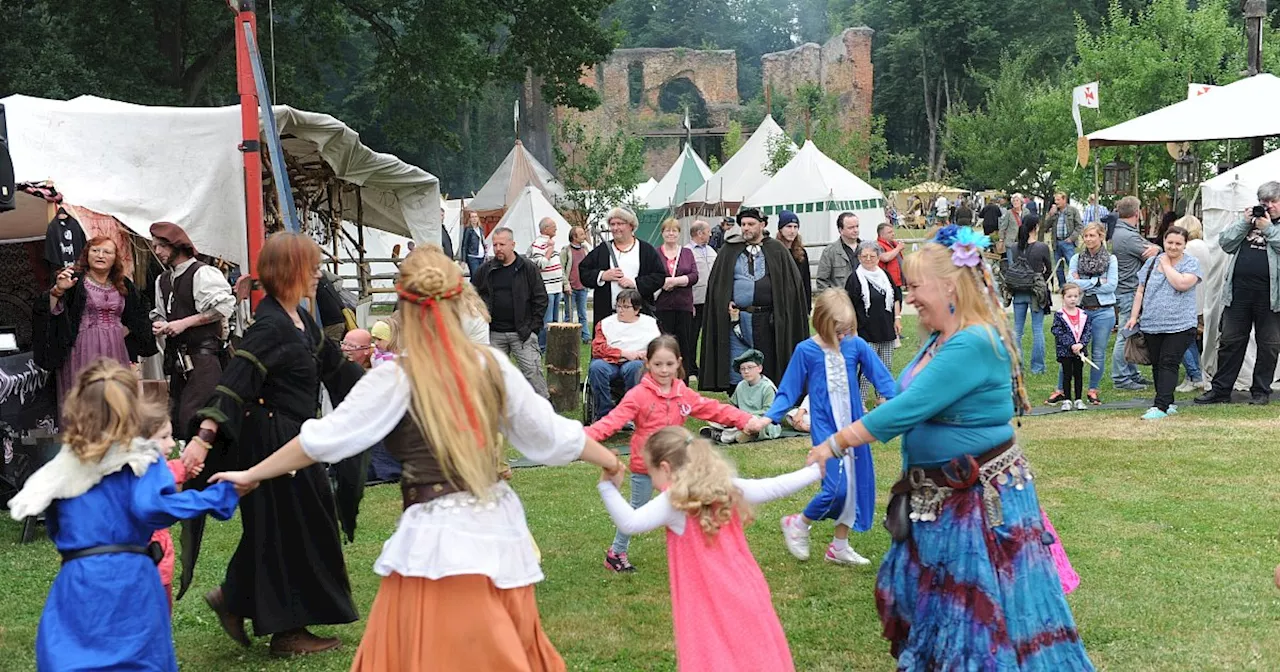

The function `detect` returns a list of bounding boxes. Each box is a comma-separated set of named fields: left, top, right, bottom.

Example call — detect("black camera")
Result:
left=1252, top=204, right=1267, bottom=218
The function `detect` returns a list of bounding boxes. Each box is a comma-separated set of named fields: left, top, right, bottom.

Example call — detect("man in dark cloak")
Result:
left=699, top=208, right=809, bottom=392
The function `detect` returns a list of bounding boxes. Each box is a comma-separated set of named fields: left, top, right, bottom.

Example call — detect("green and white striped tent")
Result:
left=742, top=140, right=886, bottom=246
left=637, top=143, right=711, bottom=243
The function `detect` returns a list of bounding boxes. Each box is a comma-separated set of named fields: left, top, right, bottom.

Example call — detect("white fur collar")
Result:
left=8, top=438, right=163, bottom=520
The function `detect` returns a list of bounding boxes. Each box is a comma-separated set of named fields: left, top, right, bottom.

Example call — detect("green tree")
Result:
left=553, top=121, right=646, bottom=239
left=763, top=132, right=796, bottom=176
left=722, top=121, right=746, bottom=161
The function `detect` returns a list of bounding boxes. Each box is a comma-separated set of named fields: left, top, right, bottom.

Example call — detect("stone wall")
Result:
left=761, top=27, right=874, bottom=134
left=537, top=28, right=873, bottom=182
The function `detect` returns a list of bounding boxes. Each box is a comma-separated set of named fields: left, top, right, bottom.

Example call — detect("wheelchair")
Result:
left=580, top=360, right=632, bottom=425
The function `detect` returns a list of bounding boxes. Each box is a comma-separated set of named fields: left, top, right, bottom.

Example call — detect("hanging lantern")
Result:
left=1102, top=160, right=1131, bottom=195
left=1175, top=153, right=1200, bottom=186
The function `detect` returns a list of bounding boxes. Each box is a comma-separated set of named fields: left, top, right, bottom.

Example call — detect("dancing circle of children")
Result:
left=596, top=426, right=821, bottom=671
left=766, top=289, right=898, bottom=566
left=585, top=334, right=773, bottom=572
left=7, top=358, right=242, bottom=672
left=1050, top=283, right=1093, bottom=412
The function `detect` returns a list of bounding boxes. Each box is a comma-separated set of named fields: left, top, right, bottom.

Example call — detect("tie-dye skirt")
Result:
left=875, top=458, right=1094, bottom=671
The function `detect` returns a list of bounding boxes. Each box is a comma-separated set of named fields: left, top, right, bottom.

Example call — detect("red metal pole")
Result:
left=234, top=1, right=264, bottom=308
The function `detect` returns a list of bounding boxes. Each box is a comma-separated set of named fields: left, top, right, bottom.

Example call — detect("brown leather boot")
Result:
left=269, top=628, right=341, bottom=657
left=203, top=588, right=250, bottom=648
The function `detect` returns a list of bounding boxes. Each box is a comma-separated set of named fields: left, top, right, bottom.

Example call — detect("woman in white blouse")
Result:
left=212, top=247, right=623, bottom=671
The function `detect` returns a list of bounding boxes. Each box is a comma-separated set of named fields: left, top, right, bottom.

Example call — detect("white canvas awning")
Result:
left=488, top=186, right=570, bottom=254
left=0, top=94, right=442, bottom=268
left=681, top=115, right=795, bottom=211
left=743, top=140, right=886, bottom=245
left=1088, top=74, right=1280, bottom=146
left=470, top=140, right=563, bottom=217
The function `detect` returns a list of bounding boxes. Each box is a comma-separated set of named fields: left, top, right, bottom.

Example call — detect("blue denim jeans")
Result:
left=1182, top=339, right=1203, bottom=382
left=1012, top=294, right=1046, bottom=374
left=1054, top=240, right=1076, bottom=288
left=564, top=288, right=590, bottom=342
left=1056, top=305, right=1116, bottom=391
left=1111, top=292, right=1142, bottom=386
left=587, top=359, right=644, bottom=421
left=538, top=291, right=562, bottom=350
left=611, top=472, right=654, bottom=555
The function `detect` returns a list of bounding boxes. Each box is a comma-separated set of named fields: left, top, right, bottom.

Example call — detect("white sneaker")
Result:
left=1175, top=379, right=1196, bottom=393
left=1061, top=400, right=1073, bottom=411
left=1167, top=404, right=1179, bottom=415
left=1074, top=399, right=1086, bottom=410
left=824, top=542, right=871, bottom=566
left=1200, top=380, right=1213, bottom=391
left=780, top=515, right=811, bottom=560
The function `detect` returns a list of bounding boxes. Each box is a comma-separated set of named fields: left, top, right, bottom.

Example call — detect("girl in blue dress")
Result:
left=8, top=359, right=240, bottom=671
left=768, top=289, right=896, bottom=566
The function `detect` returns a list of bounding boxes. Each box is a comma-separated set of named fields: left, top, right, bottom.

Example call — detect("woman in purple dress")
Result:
left=37, top=235, right=156, bottom=406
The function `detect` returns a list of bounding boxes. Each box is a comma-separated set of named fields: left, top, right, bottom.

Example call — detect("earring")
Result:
left=948, top=302, right=956, bottom=315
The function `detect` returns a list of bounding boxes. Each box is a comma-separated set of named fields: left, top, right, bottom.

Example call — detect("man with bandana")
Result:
left=699, top=208, right=809, bottom=391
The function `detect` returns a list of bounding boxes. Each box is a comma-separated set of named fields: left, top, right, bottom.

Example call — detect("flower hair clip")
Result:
left=931, top=224, right=991, bottom=268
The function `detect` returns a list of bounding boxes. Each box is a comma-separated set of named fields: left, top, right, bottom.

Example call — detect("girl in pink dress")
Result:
left=597, top=427, right=820, bottom=671
left=139, top=403, right=200, bottom=611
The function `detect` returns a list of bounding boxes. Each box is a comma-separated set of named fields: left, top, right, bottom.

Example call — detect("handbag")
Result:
left=1123, top=257, right=1160, bottom=365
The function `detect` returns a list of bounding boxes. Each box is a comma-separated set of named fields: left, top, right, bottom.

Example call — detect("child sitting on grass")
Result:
left=703, top=349, right=782, bottom=444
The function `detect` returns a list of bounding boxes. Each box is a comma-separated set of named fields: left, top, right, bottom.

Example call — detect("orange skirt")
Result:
left=351, top=573, right=565, bottom=672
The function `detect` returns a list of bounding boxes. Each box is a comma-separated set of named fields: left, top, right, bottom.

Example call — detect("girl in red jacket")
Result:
left=588, top=335, right=771, bottom=572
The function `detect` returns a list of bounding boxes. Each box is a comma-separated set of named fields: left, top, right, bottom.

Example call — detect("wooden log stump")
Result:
left=546, top=322, right=582, bottom=413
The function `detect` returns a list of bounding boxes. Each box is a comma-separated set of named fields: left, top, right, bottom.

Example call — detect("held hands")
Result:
left=181, top=437, right=209, bottom=474
left=806, top=443, right=837, bottom=476
left=602, top=268, right=625, bottom=282
left=599, top=451, right=626, bottom=488
left=743, top=415, right=772, bottom=435
left=153, top=318, right=189, bottom=337
left=207, top=470, right=260, bottom=497
left=662, top=276, right=679, bottom=291
left=618, top=276, right=637, bottom=289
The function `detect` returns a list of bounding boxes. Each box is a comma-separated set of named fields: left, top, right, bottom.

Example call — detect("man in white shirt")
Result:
left=529, top=217, right=563, bottom=350
left=149, top=221, right=235, bottom=447
left=685, top=219, right=717, bottom=378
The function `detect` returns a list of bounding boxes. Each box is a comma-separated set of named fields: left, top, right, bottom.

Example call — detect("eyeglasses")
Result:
left=615, top=304, right=636, bottom=311
left=340, top=343, right=371, bottom=352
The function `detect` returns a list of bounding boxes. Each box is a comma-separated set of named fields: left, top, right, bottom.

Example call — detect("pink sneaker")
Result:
left=780, top=514, right=811, bottom=560
left=824, top=542, right=870, bottom=566
left=604, top=548, right=635, bottom=572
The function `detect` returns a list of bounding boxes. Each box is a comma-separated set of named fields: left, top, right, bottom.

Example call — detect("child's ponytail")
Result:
left=644, top=427, right=750, bottom=540
left=61, top=359, right=142, bottom=463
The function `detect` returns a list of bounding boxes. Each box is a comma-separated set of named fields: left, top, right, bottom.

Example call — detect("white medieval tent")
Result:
left=1198, top=151, right=1280, bottom=391
left=679, top=115, right=796, bottom=218
left=742, top=140, right=886, bottom=246
left=638, top=143, right=711, bottom=243
left=487, top=185, right=571, bottom=255
left=469, top=140, right=564, bottom=228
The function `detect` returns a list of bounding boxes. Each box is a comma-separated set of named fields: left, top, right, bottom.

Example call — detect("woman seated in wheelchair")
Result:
left=588, top=289, right=660, bottom=422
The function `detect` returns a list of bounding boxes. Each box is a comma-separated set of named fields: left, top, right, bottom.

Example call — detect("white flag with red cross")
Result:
left=1071, top=82, right=1099, bottom=137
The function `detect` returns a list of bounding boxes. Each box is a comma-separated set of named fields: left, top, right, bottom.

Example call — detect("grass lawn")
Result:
left=2, top=317, right=1279, bottom=670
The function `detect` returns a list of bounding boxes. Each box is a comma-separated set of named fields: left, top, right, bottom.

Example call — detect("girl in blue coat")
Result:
left=9, top=359, right=240, bottom=671
left=767, top=289, right=896, bottom=565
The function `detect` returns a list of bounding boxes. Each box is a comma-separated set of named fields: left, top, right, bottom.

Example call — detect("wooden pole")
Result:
left=545, top=323, right=582, bottom=413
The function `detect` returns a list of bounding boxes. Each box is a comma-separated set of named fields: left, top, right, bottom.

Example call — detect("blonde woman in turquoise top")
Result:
left=808, top=232, right=1093, bottom=670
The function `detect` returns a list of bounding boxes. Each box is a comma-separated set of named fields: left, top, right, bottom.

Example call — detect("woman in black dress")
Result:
left=185, top=232, right=364, bottom=656
left=845, top=242, right=901, bottom=401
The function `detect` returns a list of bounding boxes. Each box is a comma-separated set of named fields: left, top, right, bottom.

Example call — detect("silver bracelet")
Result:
left=827, top=435, right=846, bottom=459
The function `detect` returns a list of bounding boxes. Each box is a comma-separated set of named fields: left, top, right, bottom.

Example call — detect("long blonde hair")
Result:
left=397, top=247, right=507, bottom=497
left=61, top=359, right=142, bottom=463
left=644, top=427, right=750, bottom=540
left=903, top=243, right=1030, bottom=413
left=812, top=288, right=855, bottom=347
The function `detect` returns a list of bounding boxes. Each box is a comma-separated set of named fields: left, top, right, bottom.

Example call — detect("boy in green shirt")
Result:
left=703, top=349, right=782, bottom=443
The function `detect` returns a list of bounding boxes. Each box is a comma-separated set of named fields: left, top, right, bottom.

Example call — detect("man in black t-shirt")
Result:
left=1197, top=181, right=1280, bottom=406
left=980, top=197, right=1004, bottom=236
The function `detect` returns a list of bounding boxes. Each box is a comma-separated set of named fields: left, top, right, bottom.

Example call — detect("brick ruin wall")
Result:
left=533, top=28, right=874, bottom=182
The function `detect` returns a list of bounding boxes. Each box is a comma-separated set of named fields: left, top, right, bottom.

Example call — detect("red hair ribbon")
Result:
left=396, top=280, right=484, bottom=447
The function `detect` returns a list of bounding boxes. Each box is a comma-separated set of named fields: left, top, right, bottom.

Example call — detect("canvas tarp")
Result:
left=0, top=94, right=441, bottom=269
left=1197, top=151, right=1280, bottom=391
left=743, top=140, right=886, bottom=246
left=680, top=115, right=795, bottom=214
left=470, top=140, right=564, bottom=219
left=1088, top=74, right=1280, bottom=146
left=487, top=186, right=571, bottom=256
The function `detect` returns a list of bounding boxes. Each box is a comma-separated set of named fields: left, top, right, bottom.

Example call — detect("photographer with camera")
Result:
left=149, top=222, right=235, bottom=442
left=1196, top=182, right=1280, bottom=406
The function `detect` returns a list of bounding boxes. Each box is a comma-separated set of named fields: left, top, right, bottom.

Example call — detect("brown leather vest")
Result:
left=384, top=412, right=500, bottom=508
left=159, top=261, right=222, bottom=347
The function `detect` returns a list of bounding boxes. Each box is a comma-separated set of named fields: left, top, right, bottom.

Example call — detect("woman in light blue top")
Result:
left=1055, top=222, right=1118, bottom=405
left=1125, top=225, right=1202, bottom=420
left=807, top=232, right=1093, bottom=670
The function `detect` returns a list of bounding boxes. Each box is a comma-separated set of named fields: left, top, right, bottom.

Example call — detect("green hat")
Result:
left=733, top=349, right=765, bottom=370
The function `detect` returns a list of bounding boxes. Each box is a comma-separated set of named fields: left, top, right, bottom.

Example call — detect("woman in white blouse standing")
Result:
left=211, top=247, right=623, bottom=671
